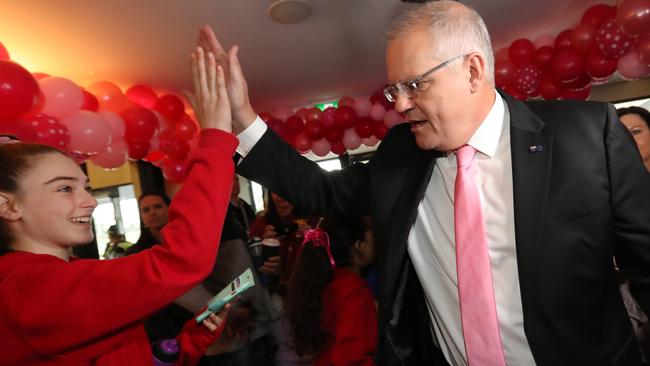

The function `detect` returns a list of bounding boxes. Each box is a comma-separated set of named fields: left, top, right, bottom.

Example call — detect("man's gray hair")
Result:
left=387, top=1, right=495, bottom=84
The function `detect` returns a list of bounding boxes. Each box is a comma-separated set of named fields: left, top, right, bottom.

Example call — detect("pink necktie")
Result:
left=454, top=145, right=506, bottom=366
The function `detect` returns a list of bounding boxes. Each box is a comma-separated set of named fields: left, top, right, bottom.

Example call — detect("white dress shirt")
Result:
left=236, top=92, right=537, bottom=365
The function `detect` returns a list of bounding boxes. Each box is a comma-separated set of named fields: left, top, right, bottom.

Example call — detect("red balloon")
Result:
left=0, top=61, right=39, bottom=122
left=285, top=115, right=305, bottom=133
left=551, top=48, right=585, bottom=82
left=560, top=86, right=591, bottom=100
left=503, top=83, right=527, bottom=100
left=585, top=49, right=618, bottom=78
left=555, top=29, right=574, bottom=49
left=494, top=47, right=510, bottom=61
left=637, top=34, right=650, bottom=65
left=295, top=108, right=309, bottom=121
left=304, top=119, right=324, bottom=140
left=266, top=117, right=287, bottom=138
left=564, top=73, right=592, bottom=90
left=532, top=46, right=555, bottom=70
left=373, top=120, right=388, bottom=140
left=338, top=96, right=354, bottom=107
left=616, top=0, right=650, bottom=37
left=292, top=131, right=312, bottom=153
left=355, top=117, right=374, bottom=138
left=330, top=141, right=346, bottom=155
left=121, top=106, right=158, bottom=142
left=596, top=19, right=638, bottom=59
left=161, top=159, right=188, bottom=183
left=321, top=107, right=337, bottom=129
left=127, top=140, right=151, bottom=160
left=159, top=132, right=190, bottom=161
left=539, top=72, right=564, bottom=100
left=581, top=4, right=617, bottom=28
left=514, top=65, right=543, bottom=94
left=143, top=150, right=166, bottom=167
left=0, top=42, right=9, bottom=60
left=571, top=22, right=599, bottom=52
left=509, top=39, right=536, bottom=66
left=325, top=125, right=344, bottom=143
left=259, top=112, right=272, bottom=122
left=334, top=106, right=358, bottom=129
left=174, top=115, right=198, bottom=140
left=306, top=107, right=323, bottom=121
left=154, top=94, right=185, bottom=122
left=17, top=113, right=70, bottom=151
left=81, top=90, right=99, bottom=112
left=494, top=59, right=517, bottom=87
left=126, top=85, right=158, bottom=109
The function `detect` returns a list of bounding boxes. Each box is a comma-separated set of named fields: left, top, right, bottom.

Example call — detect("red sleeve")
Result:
left=4, top=129, right=238, bottom=357
left=329, top=287, right=378, bottom=366
left=176, top=316, right=225, bottom=366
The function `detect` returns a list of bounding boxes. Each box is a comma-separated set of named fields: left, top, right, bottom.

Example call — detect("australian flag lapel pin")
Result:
left=528, top=144, right=543, bottom=153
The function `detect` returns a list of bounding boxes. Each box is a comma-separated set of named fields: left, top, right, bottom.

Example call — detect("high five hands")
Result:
left=196, top=25, right=257, bottom=134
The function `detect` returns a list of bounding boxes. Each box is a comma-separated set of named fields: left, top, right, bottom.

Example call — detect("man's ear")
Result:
left=0, top=193, right=20, bottom=221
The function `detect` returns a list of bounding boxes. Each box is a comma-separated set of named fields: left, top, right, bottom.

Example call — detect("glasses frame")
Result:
left=383, top=54, right=466, bottom=103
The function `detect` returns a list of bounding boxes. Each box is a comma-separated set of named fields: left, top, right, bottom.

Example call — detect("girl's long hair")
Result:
left=285, top=215, right=368, bottom=357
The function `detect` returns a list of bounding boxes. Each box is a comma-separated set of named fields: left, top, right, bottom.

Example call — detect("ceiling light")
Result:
left=268, top=0, right=313, bottom=24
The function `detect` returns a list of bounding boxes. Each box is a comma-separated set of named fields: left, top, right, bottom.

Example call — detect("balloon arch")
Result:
left=1, top=1, right=649, bottom=183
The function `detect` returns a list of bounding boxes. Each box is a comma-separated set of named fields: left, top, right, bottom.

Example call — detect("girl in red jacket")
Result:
left=285, top=216, right=378, bottom=366
left=0, top=46, right=233, bottom=365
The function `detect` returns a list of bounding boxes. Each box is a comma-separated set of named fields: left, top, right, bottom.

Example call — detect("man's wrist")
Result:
left=234, top=106, right=257, bottom=134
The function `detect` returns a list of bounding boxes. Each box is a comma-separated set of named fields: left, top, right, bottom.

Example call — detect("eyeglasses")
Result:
left=383, top=54, right=465, bottom=103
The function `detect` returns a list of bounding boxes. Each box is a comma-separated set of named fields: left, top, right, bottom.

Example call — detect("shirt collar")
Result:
left=466, top=91, right=506, bottom=158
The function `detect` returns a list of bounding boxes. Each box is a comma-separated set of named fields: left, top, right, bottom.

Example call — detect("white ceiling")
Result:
left=0, top=0, right=613, bottom=112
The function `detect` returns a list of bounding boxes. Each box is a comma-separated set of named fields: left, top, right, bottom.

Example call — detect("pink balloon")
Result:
left=272, top=106, right=293, bottom=121
left=362, top=135, right=379, bottom=147
left=342, top=128, right=362, bottom=150
left=62, top=110, right=112, bottom=155
left=369, top=103, right=386, bottom=121
left=383, top=109, right=403, bottom=128
left=617, top=51, right=650, bottom=79
left=534, top=35, right=556, bottom=48
left=616, top=0, right=650, bottom=37
left=86, top=81, right=127, bottom=113
left=98, top=111, right=125, bottom=140
left=311, top=138, right=331, bottom=157
left=126, top=85, right=158, bottom=108
left=353, top=97, right=372, bottom=117
left=39, top=77, right=83, bottom=118
left=91, top=140, right=128, bottom=169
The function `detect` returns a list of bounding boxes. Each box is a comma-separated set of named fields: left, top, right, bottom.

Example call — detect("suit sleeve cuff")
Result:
left=236, top=117, right=267, bottom=158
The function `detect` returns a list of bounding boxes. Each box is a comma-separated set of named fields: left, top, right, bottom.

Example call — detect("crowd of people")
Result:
left=1, top=1, right=649, bottom=365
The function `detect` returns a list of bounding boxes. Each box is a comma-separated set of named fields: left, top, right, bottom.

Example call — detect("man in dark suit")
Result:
left=197, top=1, right=650, bottom=365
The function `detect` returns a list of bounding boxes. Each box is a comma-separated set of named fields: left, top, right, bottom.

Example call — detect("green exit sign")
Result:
left=313, top=101, right=338, bottom=111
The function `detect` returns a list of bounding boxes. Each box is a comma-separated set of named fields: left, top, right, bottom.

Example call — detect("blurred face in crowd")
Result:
left=7, top=153, right=97, bottom=250
left=620, top=113, right=650, bottom=171
left=139, top=195, right=169, bottom=231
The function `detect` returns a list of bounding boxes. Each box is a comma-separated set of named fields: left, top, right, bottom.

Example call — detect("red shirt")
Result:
left=316, top=268, right=378, bottom=366
left=0, top=129, right=237, bottom=365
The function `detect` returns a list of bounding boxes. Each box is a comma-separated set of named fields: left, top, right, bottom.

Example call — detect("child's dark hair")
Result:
left=285, top=215, right=370, bottom=357
left=0, top=141, right=65, bottom=254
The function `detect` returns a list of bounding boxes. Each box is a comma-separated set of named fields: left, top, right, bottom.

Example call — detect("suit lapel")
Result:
left=384, top=146, right=439, bottom=301
left=502, top=92, right=554, bottom=322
